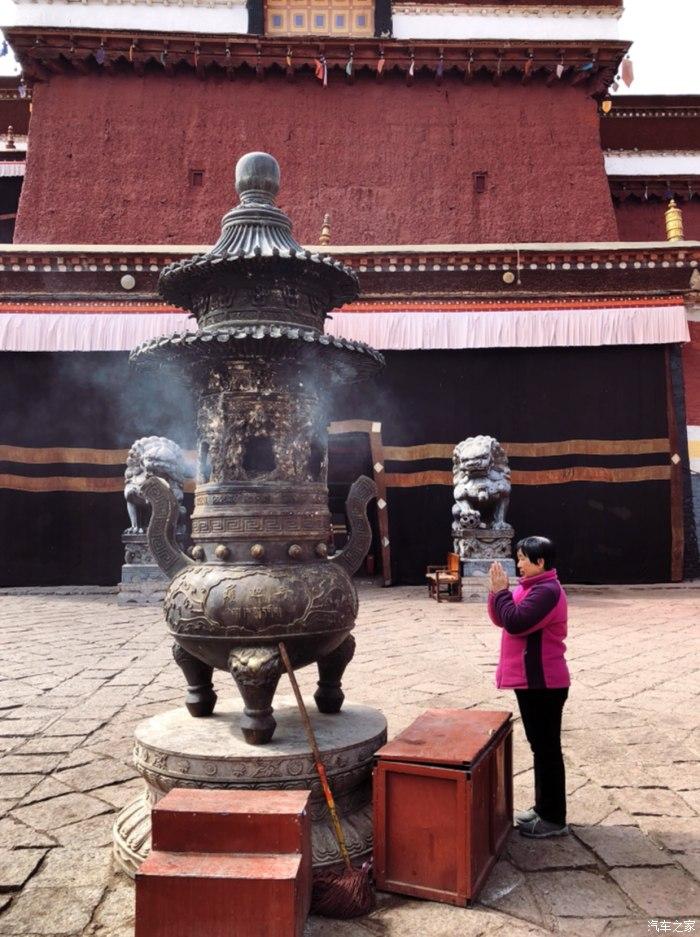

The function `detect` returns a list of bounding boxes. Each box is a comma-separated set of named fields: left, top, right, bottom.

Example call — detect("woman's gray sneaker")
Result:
left=514, top=807, right=539, bottom=825
left=518, top=817, right=569, bottom=838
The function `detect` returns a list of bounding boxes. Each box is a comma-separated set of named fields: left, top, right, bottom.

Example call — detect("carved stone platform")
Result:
left=118, top=532, right=169, bottom=606
left=113, top=698, right=386, bottom=877
left=454, top=525, right=515, bottom=564
left=460, top=557, right=517, bottom=603
left=461, top=557, right=517, bottom=578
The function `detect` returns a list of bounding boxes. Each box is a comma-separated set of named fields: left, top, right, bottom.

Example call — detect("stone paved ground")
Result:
left=0, top=584, right=698, bottom=936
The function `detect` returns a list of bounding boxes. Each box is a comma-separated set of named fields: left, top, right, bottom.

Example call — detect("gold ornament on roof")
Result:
left=665, top=199, right=684, bottom=242
left=319, top=213, right=331, bottom=246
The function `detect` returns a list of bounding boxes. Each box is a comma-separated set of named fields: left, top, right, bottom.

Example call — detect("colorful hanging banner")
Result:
left=314, top=55, right=328, bottom=86
left=621, top=56, right=634, bottom=87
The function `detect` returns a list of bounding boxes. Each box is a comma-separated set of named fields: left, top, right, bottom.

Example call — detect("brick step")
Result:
left=136, top=850, right=307, bottom=937
left=135, top=789, right=312, bottom=937
left=151, top=788, right=311, bottom=855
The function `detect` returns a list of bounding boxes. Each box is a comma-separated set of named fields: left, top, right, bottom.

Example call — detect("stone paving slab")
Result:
left=0, top=850, right=46, bottom=891
left=0, top=586, right=697, bottom=934
left=528, top=869, right=631, bottom=918
left=609, top=866, right=700, bottom=917
left=574, top=824, right=675, bottom=867
left=507, top=833, right=597, bottom=871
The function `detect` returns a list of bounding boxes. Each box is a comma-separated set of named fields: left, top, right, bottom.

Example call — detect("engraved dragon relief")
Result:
left=164, top=567, right=229, bottom=634
left=166, top=565, right=355, bottom=638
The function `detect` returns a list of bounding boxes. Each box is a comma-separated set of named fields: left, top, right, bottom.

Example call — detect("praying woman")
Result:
left=487, top=536, right=570, bottom=838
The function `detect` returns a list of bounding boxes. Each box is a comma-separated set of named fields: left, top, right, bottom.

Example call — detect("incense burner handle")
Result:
left=143, top=475, right=193, bottom=580
left=330, top=475, right=377, bottom=577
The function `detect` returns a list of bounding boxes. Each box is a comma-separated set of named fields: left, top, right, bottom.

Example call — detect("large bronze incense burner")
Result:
left=131, top=152, right=383, bottom=745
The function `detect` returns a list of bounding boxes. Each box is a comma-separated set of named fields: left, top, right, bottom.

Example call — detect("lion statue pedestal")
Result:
left=118, top=437, right=190, bottom=606
left=452, top=435, right=515, bottom=599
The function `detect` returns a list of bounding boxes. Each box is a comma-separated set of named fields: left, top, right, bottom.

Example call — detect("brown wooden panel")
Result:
left=490, top=728, right=513, bottom=855
left=385, top=768, right=458, bottom=894
left=491, top=735, right=509, bottom=836
left=374, top=761, right=470, bottom=904
left=376, top=709, right=512, bottom=767
left=469, top=758, right=492, bottom=894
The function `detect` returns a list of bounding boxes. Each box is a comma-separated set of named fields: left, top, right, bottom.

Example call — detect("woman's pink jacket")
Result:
left=487, top=568, right=570, bottom=690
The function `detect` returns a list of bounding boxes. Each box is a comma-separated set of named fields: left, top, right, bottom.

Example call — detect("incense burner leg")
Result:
left=228, top=647, right=282, bottom=745
left=314, top=634, right=356, bottom=714
left=172, top=643, right=217, bottom=718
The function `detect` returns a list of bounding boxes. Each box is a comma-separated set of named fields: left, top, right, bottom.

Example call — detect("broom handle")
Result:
left=278, top=642, right=352, bottom=870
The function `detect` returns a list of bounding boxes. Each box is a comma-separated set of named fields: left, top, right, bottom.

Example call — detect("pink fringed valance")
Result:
left=0, top=303, right=689, bottom=352
left=325, top=304, right=690, bottom=350
left=0, top=313, right=196, bottom=352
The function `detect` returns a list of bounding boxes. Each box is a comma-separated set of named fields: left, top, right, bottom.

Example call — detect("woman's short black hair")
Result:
left=516, top=536, right=556, bottom=570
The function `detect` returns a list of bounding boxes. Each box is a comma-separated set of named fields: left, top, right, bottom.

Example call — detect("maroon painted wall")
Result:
left=614, top=200, right=700, bottom=242
left=16, top=72, right=618, bottom=246
left=683, top=322, right=700, bottom=427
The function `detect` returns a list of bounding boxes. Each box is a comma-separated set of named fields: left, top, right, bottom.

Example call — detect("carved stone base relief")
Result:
left=112, top=699, right=386, bottom=876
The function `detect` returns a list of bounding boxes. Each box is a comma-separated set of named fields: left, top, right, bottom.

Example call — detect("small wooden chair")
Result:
left=426, top=552, right=462, bottom=602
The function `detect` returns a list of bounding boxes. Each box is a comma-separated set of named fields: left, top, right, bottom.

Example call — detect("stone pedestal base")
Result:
left=460, top=577, right=492, bottom=602
left=460, top=558, right=517, bottom=603
left=454, top=526, right=514, bottom=566
left=113, top=698, right=386, bottom=877
left=118, top=531, right=170, bottom=606
left=117, top=565, right=169, bottom=606
left=461, top=557, right=516, bottom=578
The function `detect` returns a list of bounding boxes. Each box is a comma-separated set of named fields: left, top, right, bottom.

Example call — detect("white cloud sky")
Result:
left=0, top=0, right=699, bottom=92
left=616, top=0, right=700, bottom=94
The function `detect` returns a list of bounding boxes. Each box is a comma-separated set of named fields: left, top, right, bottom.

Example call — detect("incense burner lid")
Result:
left=159, top=152, right=358, bottom=321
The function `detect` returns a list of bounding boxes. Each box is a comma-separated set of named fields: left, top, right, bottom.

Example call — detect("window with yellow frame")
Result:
left=266, top=0, right=374, bottom=37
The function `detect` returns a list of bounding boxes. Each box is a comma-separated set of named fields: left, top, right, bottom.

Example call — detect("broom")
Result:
left=278, top=642, right=375, bottom=919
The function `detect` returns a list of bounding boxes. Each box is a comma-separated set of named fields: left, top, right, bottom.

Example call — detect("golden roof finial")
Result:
left=665, top=199, right=684, bottom=242
left=319, top=213, right=331, bottom=246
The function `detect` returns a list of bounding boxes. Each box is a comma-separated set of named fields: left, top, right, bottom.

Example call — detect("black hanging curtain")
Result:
left=0, top=344, right=692, bottom=586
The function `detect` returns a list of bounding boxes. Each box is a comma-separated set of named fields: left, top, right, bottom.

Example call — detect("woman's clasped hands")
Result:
left=488, top=561, right=509, bottom=594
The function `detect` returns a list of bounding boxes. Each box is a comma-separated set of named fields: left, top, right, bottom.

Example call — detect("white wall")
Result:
left=4, top=0, right=248, bottom=35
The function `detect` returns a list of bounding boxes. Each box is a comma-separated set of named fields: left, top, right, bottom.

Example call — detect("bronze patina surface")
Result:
left=130, top=152, right=383, bottom=744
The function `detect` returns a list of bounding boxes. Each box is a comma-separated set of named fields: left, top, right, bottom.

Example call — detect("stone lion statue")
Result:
left=124, top=436, right=188, bottom=537
left=452, top=435, right=511, bottom=533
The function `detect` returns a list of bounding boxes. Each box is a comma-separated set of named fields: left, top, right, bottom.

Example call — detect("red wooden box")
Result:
left=373, top=709, right=512, bottom=906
